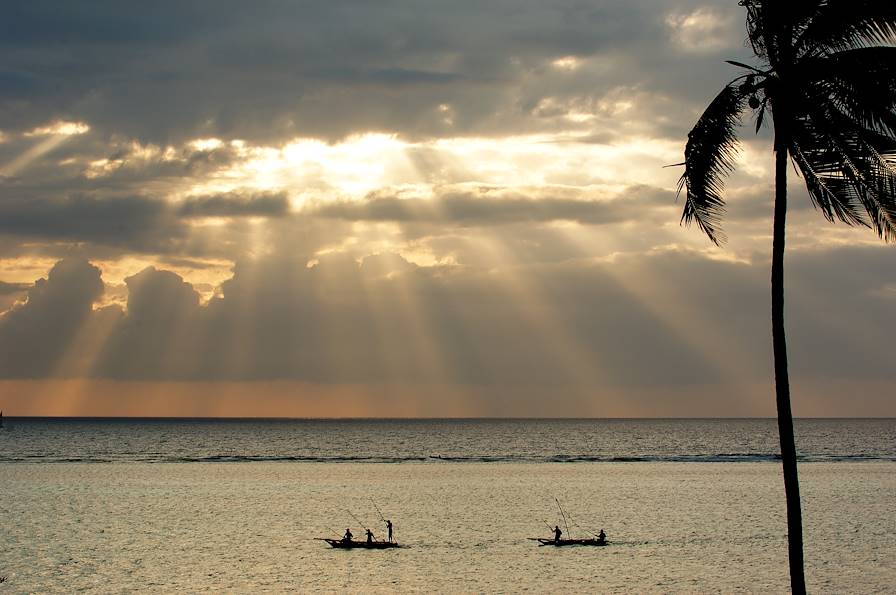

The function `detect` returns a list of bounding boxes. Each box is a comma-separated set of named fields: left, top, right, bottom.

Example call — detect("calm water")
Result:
left=1, top=419, right=893, bottom=593
left=1, top=418, right=894, bottom=463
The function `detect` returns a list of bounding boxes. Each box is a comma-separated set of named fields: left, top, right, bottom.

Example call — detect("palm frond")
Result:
left=742, top=1, right=770, bottom=62
left=790, top=102, right=896, bottom=240
left=677, top=82, right=747, bottom=245
left=789, top=136, right=868, bottom=226
left=801, top=48, right=896, bottom=137
left=744, top=2, right=822, bottom=65
left=796, top=1, right=896, bottom=55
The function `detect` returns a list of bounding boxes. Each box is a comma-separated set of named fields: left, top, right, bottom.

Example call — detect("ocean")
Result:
left=1, top=418, right=893, bottom=592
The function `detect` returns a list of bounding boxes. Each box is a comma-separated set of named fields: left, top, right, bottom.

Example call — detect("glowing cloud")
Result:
left=551, top=56, right=582, bottom=71
left=24, top=120, right=91, bottom=137
left=666, top=7, right=734, bottom=52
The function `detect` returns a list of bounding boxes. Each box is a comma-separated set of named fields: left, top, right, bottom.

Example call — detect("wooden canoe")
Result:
left=532, top=538, right=607, bottom=547
left=321, top=538, right=402, bottom=549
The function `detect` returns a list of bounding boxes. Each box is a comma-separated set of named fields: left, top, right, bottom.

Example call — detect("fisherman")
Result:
left=343, top=528, right=353, bottom=543
left=366, top=528, right=375, bottom=544
left=386, top=519, right=393, bottom=543
left=598, top=529, right=606, bottom=543
left=554, top=525, right=563, bottom=542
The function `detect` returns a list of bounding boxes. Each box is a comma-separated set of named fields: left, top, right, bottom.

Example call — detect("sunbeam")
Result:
left=556, top=223, right=765, bottom=413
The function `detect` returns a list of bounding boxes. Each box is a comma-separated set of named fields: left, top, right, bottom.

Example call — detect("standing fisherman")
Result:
left=386, top=519, right=393, bottom=543
left=553, top=525, right=562, bottom=542
left=366, top=528, right=375, bottom=544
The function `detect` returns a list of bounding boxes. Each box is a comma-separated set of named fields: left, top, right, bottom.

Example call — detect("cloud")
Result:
left=0, top=194, right=182, bottom=250
left=1, top=246, right=893, bottom=401
left=308, top=185, right=673, bottom=227
left=0, top=189, right=292, bottom=260
left=0, top=280, right=30, bottom=311
left=1, top=1, right=893, bottom=417
left=24, top=121, right=91, bottom=137
left=0, top=280, right=30, bottom=295
left=665, top=7, right=737, bottom=52
left=0, top=258, right=117, bottom=377
left=0, top=1, right=749, bottom=143
left=176, top=191, right=290, bottom=218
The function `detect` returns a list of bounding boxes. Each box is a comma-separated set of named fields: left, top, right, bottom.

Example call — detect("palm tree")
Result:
left=677, top=3, right=896, bottom=593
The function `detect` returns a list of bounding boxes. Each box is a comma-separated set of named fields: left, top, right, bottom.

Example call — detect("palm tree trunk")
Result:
left=772, top=121, right=806, bottom=594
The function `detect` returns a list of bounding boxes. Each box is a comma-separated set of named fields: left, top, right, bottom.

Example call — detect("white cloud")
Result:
left=551, top=56, right=583, bottom=71
left=666, top=7, right=736, bottom=52
left=24, top=121, right=91, bottom=137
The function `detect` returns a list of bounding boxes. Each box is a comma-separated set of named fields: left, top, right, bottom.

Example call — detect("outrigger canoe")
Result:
left=532, top=538, right=607, bottom=547
left=321, top=539, right=402, bottom=549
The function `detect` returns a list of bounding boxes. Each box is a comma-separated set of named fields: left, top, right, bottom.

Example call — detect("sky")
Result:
left=0, top=1, right=893, bottom=417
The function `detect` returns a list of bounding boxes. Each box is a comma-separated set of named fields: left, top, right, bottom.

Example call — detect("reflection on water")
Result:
left=1, top=418, right=894, bottom=463
left=2, top=462, right=893, bottom=592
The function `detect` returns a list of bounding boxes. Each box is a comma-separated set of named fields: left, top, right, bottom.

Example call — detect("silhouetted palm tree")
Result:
left=677, top=3, right=896, bottom=593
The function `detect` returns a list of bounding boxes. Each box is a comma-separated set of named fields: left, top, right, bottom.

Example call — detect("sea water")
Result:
left=1, top=419, right=893, bottom=593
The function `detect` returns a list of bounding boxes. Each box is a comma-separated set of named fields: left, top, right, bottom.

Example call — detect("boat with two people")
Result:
left=531, top=499, right=608, bottom=547
left=534, top=534, right=606, bottom=547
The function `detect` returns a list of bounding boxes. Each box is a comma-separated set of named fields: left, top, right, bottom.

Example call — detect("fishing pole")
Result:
left=555, top=497, right=571, bottom=539
left=563, top=509, right=599, bottom=538
left=370, top=499, right=387, bottom=524
left=345, top=509, right=370, bottom=531
left=568, top=516, right=599, bottom=538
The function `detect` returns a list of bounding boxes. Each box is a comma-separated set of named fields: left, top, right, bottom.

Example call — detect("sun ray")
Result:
left=557, top=223, right=763, bottom=412
left=1, top=135, right=71, bottom=177
left=455, top=232, right=611, bottom=415
left=357, top=253, right=469, bottom=414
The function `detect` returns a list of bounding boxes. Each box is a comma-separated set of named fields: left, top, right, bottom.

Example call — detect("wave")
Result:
left=1, top=453, right=892, bottom=464
left=162, top=454, right=430, bottom=463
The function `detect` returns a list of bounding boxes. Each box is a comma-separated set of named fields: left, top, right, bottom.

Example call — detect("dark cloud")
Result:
left=0, top=0, right=748, bottom=143
left=309, top=185, right=673, bottom=226
left=0, top=280, right=30, bottom=295
left=2, top=246, right=893, bottom=408
left=2, top=1, right=892, bottom=416
left=176, top=191, right=290, bottom=218
left=96, top=266, right=203, bottom=379
left=0, top=259, right=118, bottom=377
left=0, top=194, right=182, bottom=250
left=0, top=280, right=30, bottom=311
left=0, top=189, right=291, bottom=258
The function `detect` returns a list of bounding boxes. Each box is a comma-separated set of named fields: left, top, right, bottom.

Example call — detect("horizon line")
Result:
left=2, top=415, right=892, bottom=421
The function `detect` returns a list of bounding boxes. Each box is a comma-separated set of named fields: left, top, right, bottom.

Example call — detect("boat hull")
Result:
left=323, top=539, right=402, bottom=549
left=535, top=538, right=607, bottom=547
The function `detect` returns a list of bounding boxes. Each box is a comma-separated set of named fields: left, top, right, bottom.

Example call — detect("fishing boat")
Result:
left=532, top=537, right=607, bottom=547
left=535, top=497, right=608, bottom=547
left=324, top=503, right=401, bottom=549
left=321, top=538, right=402, bottom=549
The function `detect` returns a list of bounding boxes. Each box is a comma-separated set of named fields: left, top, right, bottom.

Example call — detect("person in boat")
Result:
left=386, top=519, right=393, bottom=543
left=366, top=528, right=374, bottom=544
left=598, top=529, right=606, bottom=543
left=554, top=525, right=562, bottom=542
left=342, top=528, right=353, bottom=543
